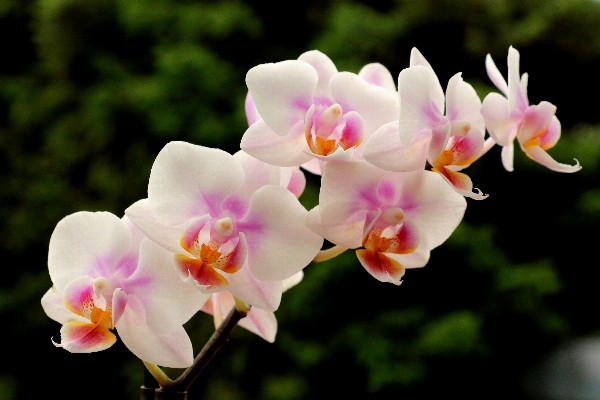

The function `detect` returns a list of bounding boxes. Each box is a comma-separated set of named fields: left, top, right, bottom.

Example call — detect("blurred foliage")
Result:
left=1, top=0, right=600, bottom=398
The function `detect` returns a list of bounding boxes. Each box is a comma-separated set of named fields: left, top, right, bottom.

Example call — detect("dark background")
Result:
left=2, top=0, right=600, bottom=398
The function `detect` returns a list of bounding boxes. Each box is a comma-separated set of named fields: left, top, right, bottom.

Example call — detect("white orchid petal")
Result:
left=246, top=60, right=318, bottom=136
left=298, top=50, right=338, bottom=100
left=241, top=119, right=312, bottom=167
left=48, top=212, right=131, bottom=291
left=225, top=262, right=283, bottom=312
left=116, top=296, right=194, bottom=368
left=148, top=141, right=244, bottom=226
left=485, top=54, right=508, bottom=96
left=363, top=121, right=429, bottom=172
left=41, top=287, right=86, bottom=324
left=241, top=185, right=323, bottom=282
left=358, top=63, right=396, bottom=93
left=128, top=238, right=209, bottom=333
left=329, top=71, right=398, bottom=136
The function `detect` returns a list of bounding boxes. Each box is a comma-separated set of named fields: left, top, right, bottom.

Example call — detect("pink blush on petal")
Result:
left=113, top=254, right=139, bottom=279
left=191, top=192, right=223, bottom=218
left=377, top=180, right=396, bottom=204
left=222, top=196, right=249, bottom=220
left=91, top=255, right=116, bottom=277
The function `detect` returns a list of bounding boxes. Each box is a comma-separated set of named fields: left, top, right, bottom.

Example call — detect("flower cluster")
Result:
left=42, top=47, right=579, bottom=369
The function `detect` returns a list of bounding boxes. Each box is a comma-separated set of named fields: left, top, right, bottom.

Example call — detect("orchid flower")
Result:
left=481, top=46, right=581, bottom=172
left=41, top=212, right=207, bottom=367
left=240, top=50, right=398, bottom=175
left=125, top=141, right=323, bottom=312
left=306, top=161, right=466, bottom=284
left=363, top=48, right=487, bottom=199
left=202, top=272, right=304, bottom=343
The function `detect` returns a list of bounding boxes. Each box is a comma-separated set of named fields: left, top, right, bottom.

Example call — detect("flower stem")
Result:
left=166, top=304, right=250, bottom=392
left=313, top=245, right=347, bottom=263
left=143, top=361, right=174, bottom=388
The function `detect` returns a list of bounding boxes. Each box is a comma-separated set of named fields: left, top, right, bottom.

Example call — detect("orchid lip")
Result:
left=304, top=103, right=364, bottom=156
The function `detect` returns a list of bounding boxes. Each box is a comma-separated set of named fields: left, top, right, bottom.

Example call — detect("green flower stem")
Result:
left=143, top=361, right=174, bottom=388
left=313, top=245, right=347, bottom=263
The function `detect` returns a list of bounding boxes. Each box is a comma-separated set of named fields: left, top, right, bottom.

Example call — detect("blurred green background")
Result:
left=1, top=0, right=600, bottom=398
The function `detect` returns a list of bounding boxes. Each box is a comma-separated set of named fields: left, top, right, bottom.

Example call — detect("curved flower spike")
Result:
left=481, top=46, right=581, bottom=173
left=42, top=212, right=207, bottom=367
left=363, top=48, right=487, bottom=199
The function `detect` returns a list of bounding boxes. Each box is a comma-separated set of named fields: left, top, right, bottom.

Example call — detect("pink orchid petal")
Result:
left=180, top=216, right=210, bottom=254
left=409, top=48, right=445, bottom=112
left=310, top=146, right=354, bottom=163
left=112, top=288, right=128, bottom=327
left=148, top=141, right=244, bottom=226
left=233, top=150, right=284, bottom=201
left=520, top=72, right=529, bottom=105
left=485, top=54, right=508, bottom=96
left=385, top=247, right=431, bottom=269
left=306, top=206, right=364, bottom=249
left=285, top=167, right=306, bottom=198
left=355, top=249, right=405, bottom=285
left=358, top=63, right=396, bottom=93
left=428, top=122, right=451, bottom=163
left=209, top=290, right=230, bottom=327
left=246, top=60, right=318, bottom=136
left=282, top=271, right=304, bottom=292
left=245, top=91, right=260, bottom=126
left=297, top=50, right=338, bottom=100
left=447, top=128, right=485, bottom=167
left=481, top=92, right=517, bottom=146
left=409, top=47, right=434, bottom=70
left=445, top=73, right=485, bottom=133
left=122, top=216, right=147, bottom=255
left=62, top=276, right=97, bottom=319
left=174, top=254, right=229, bottom=293
left=125, top=199, right=196, bottom=254
left=209, top=291, right=278, bottom=342
left=48, top=212, right=131, bottom=291
left=55, top=320, right=116, bottom=353
left=523, top=145, right=582, bottom=173
left=116, top=296, right=194, bottom=368
left=362, top=209, right=383, bottom=243
left=241, top=119, right=312, bottom=167
left=385, top=219, right=419, bottom=254
left=507, top=46, right=526, bottom=115
left=501, top=142, right=515, bottom=172
left=433, top=166, right=487, bottom=200
left=41, top=287, right=86, bottom=324
left=517, top=102, right=557, bottom=146
left=201, top=296, right=215, bottom=317
left=213, top=233, right=248, bottom=275
left=329, top=71, right=398, bottom=136
left=240, top=185, right=323, bottom=282
left=225, top=261, right=283, bottom=312
left=339, top=111, right=365, bottom=150
left=128, top=238, right=209, bottom=333
left=398, top=66, right=445, bottom=146
left=362, top=121, right=429, bottom=172
left=300, top=157, right=323, bottom=176
left=480, top=137, right=497, bottom=158
left=537, top=113, right=561, bottom=150
left=239, top=306, right=277, bottom=343
left=396, top=171, right=467, bottom=249
left=318, top=161, right=386, bottom=226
